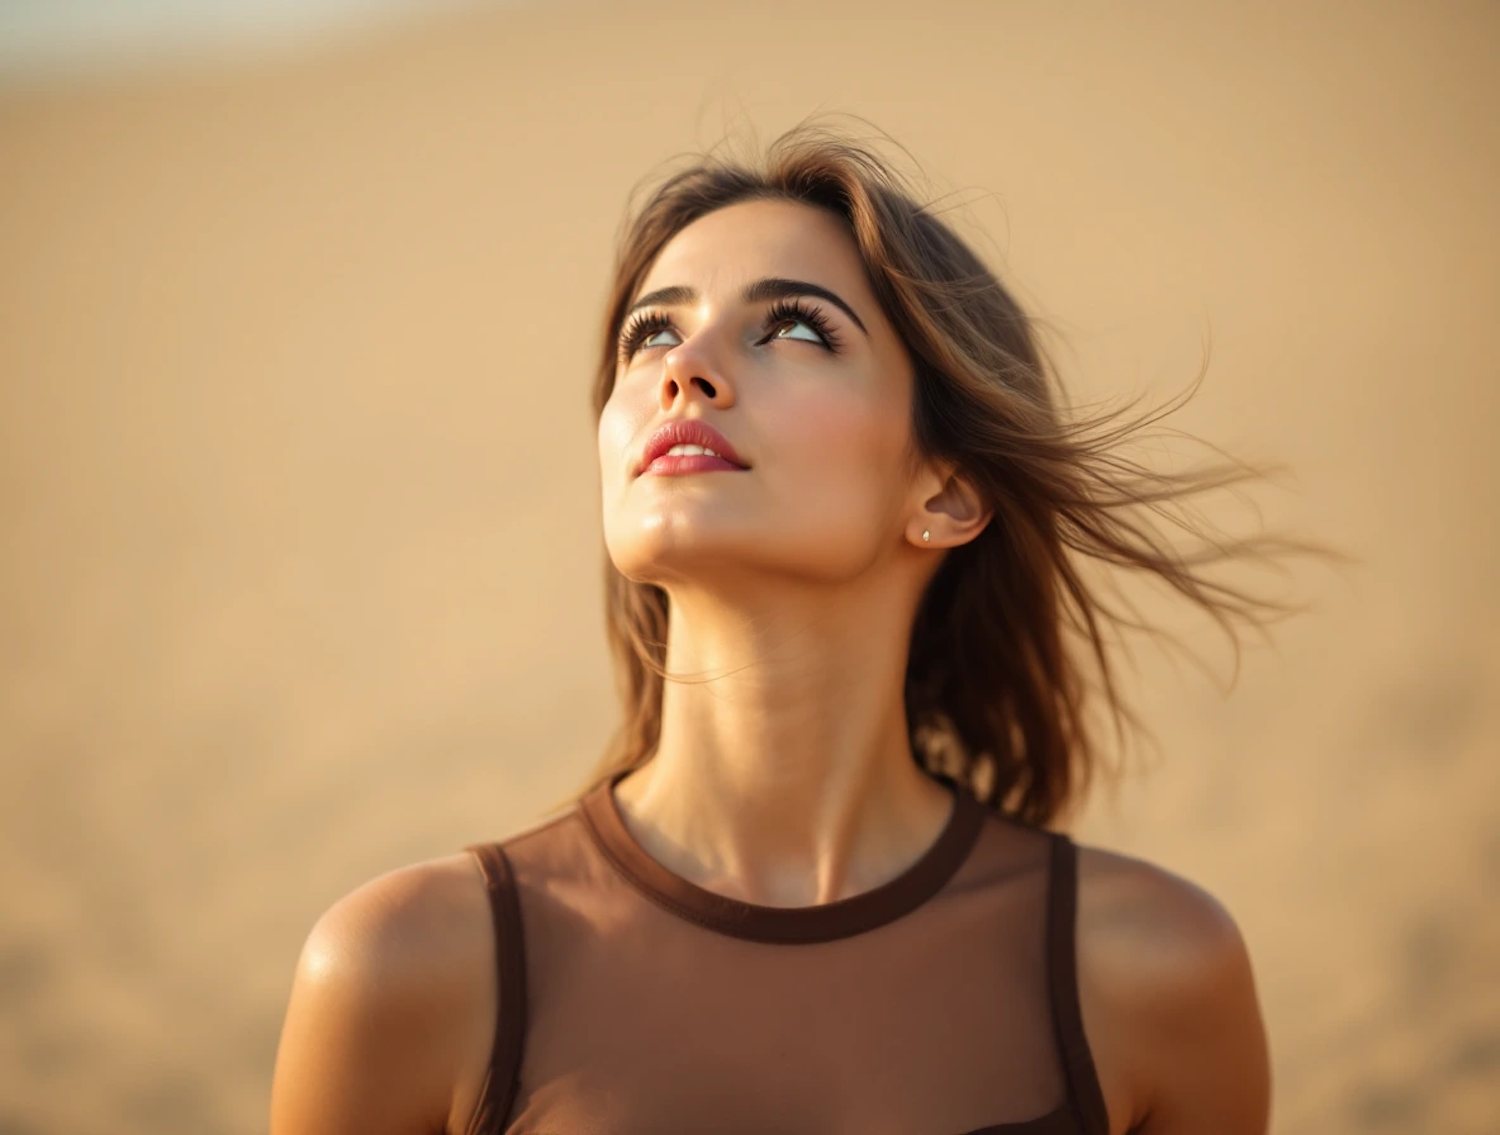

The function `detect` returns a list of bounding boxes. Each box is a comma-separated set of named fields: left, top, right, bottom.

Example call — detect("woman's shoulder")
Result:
left=1069, top=840, right=1272, bottom=1133
left=270, top=852, right=500, bottom=1135
left=1073, top=842, right=1249, bottom=982
left=300, top=851, right=497, bottom=983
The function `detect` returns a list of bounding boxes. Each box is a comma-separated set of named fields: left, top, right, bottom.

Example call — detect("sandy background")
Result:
left=1, top=1, right=1497, bottom=1131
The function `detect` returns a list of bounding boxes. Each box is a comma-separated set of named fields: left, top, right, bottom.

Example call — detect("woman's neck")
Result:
left=610, top=580, right=954, bottom=908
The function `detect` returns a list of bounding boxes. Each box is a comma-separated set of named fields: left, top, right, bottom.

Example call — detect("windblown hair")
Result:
left=560, top=117, right=1338, bottom=828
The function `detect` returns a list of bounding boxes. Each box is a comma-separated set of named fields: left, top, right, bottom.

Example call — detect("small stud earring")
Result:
left=921, top=529, right=930, bottom=542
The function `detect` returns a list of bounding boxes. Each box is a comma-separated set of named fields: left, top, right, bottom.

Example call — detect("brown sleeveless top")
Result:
left=460, top=770, right=1110, bottom=1135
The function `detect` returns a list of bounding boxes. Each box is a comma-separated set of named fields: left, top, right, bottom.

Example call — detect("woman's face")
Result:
left=598, top=198, right=924, bottom=592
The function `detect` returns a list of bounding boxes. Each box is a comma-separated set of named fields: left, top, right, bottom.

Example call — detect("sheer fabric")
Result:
left=461, top=770, right=1109, bottom=1135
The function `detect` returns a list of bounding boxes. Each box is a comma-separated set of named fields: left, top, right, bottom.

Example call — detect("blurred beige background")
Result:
left=1, top=1, right=1496, bottom=1132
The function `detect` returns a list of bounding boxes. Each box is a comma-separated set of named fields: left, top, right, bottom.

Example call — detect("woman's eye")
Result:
left=620, top=304, right=832, bottom=360
left=772, top=318, right=822, bottom=343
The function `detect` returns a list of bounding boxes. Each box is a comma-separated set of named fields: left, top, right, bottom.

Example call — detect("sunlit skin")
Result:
left=268, top=198, right=1271, bottom=1135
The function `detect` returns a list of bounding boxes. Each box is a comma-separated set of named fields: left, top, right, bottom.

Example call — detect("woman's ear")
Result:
left=912, top=461, right=992, bottom=549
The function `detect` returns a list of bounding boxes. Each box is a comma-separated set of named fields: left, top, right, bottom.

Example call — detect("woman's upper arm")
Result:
left=1076, top=847, right=1273, bottom=1135
left=269, top=857, right=497, bottom=1135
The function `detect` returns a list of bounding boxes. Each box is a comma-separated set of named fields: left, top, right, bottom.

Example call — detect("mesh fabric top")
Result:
left=461, top=769, right=1110, bottom=1135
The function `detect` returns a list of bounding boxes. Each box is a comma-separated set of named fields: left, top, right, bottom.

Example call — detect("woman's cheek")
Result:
left=786, top=391, right=896, bottom=477
left=597, top=396, right=649, bottom=488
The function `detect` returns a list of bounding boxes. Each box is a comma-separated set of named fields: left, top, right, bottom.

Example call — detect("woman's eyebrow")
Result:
left=624, top=277, right=869, bottom=336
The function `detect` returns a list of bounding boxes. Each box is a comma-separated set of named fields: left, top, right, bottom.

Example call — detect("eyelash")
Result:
left=616, top=298, right=843, bottom=360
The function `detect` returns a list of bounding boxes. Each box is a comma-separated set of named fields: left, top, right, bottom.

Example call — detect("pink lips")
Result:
left=636, top=418, right=749, bottom=478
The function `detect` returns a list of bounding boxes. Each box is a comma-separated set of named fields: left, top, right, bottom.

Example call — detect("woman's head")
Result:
left=577, top=118, right=1319, bottom=826
left=598, top=194, right=987, bottom=603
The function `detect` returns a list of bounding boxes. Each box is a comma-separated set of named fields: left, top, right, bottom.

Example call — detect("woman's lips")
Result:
left=636, top=418, right=749, bottom=475
left=642, top=453, right=748, bottom=476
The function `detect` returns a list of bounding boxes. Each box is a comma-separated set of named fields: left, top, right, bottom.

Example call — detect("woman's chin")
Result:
left=610, top=542, right=734, bottom=578
left=608, top=516, right=748, bottom=555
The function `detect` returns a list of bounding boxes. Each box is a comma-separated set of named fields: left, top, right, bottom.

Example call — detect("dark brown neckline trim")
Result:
left=578, top=768, right=986, bottom=944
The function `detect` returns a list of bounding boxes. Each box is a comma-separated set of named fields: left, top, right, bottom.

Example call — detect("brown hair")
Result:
left=557, top=116, right=1344, bottom=828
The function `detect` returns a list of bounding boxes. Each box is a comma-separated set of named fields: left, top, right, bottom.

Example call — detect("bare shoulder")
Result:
left=269, top=851, right=499, bottom=1135
left=1072, top=843, right=1271, bottom=1135
left=299, top=852, right=493, bottom=982
left=1074, top=844, right=1250, bottom=989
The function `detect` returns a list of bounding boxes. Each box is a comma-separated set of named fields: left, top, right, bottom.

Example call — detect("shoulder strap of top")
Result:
left=462, top=842, right=527, bottom=1135
left=1046, top=831, right=1111, bottom=1135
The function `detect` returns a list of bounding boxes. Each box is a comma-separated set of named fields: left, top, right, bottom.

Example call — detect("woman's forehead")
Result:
left=639, top=199, right=863, bottom=298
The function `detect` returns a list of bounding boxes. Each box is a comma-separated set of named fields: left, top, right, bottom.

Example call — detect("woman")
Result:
left=270, top=121, right=1299, bottom=1134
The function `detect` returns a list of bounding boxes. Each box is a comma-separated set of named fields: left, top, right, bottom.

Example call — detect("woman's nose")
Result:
left=657, top=329, right=735, bottom=409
